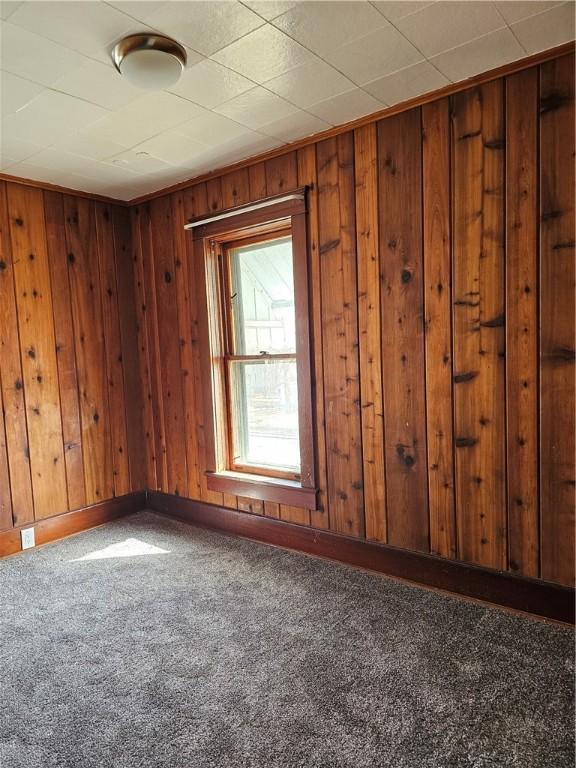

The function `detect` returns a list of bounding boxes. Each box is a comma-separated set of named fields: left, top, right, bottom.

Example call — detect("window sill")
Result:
left=206, top=471, right=318, bottom=510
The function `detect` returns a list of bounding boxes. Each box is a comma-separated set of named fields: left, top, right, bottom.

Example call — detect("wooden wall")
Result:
left=133, top=52, right=575, bottom=587
left=0, top=182, right=146, bottom=529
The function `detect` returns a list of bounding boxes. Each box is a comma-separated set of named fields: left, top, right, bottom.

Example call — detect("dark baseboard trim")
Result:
left=0, top=491, right=146, bottom=557
left=148, top=491, right=575, bottom=625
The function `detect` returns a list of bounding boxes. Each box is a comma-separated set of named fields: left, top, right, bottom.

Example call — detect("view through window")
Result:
left=224, top=233, right=300, bottom=477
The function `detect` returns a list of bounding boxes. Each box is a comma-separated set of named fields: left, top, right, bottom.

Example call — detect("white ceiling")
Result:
left=1, top=0, right=574, bottom=201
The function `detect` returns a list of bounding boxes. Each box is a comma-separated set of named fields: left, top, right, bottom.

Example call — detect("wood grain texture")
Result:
left=297, top=144, right=328, bottom=530
left=451, top=82, right=507, bottom=570
left=0, top=381, right=12, bottom=529
left=172, top=192, right=201, bottom=500
left=354, top=124, right=386, bottom=542
left=135, top=52, right=573, bottom=587
left=265, top=153, right=298, bottom=195
left=130, top=205, right=157, bottom=490
left=64, top=195, right=113, bottom=504
left=0, top=182, right=34, bottom=525
left=378, top=109, right=429, bottom=552
left=539, top=54, right=575, bottom=585
left=7, top=183, right=68, bottom=519
left=422, top=99, right=456, bottom=559
left=95, top=202, right=130, bottom=496
left=505, top=68, right=539, bottom=577
left=139, top=202, right=168, bottom=490
left=0, top=182, right=139, bottom=527
left=148, top=196, right=188, bottom=496
left=316, top=134, right=365, bottom=537
left=44, top=191, right=86, bottom=510
left=183, top=184, right=224, bottom=507
left=112, top=206, right=148, bottom=492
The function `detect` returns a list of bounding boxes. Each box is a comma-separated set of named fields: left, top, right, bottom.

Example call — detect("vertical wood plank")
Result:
left=280, top=505, right=310, bottom=525
left=139, top=203, right=168, bottom=490
left=64, top=195, right=114, bottom=504
left=264, top=501, right=280, bottom=519
left=317, top=134, right=365, bottom=537
left=0, top=381, right=13, bottom=529
left=183, top=183, right=223, bottom=506
left=451, top=82, right=507, bottom=570
left=248, top=163, right=267, bottom=200
left=378, top=109, right=429, bottom=552
left=297, top=144, right=328, bottom=530
left=130, top=205, right=157, bottom=489
left=221, top=169, right=250, bottom=208
left=149, top=195, right=188, bottom=496
left=0, top=182, right=34, bottom=524
left=237, top=497, right=263, bottom=514
left=7, top=183, right=68, bottom=518
left=172, top=191, right=202, bottom=500
left=506, top=68, right=539, bottom=577
left=354, top=123, right=386, bottom=542
left=95, top=202, right=130, bottom=496
left=43, top=191, right=86, bottom=510
left=265, top=153, right=298, bottom=194
left=112, top=205, right=148, bottom=492
left=539, top=54, right=575, bottom=586
left=206, top=178, right=223, bottom=212
left=422, top=98, right=456, bottom=559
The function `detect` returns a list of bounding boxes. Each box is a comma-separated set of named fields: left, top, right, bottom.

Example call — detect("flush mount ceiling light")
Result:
left=112, top=34, right=187, bottom=90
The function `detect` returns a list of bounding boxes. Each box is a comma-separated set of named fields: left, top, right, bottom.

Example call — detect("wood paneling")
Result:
left=95, top=203, right=130, bottom=496
left=135, top=52, right=574, bottom=587
left=64, top=195, right=113, bottom=504
left=0, top=183, right=34, bottom=526
left=112, top=206, right=148, bottom=493
left=44, top=191, right=86, bottom=510
left=422, top=99, right=456, bottom=560
left=354, top=124, right=386, bottom=543
left=451, top=82, right=506, bottom=571
left=378, top=109, right=429, bottom=552
left=539, top=54, right=575, bottom=585
left=317, top=134, right=365, bottom=537
left=506, top=69, right=539, bottom=577
left=7, top=184, right=68, bottom=519
left=0, top=182, right=146, bottom=529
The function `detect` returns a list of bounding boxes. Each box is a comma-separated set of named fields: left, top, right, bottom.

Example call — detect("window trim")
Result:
left=190, top=188, right=317, bottom=510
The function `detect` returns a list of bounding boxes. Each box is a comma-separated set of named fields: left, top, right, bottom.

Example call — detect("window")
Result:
left=224, top=232, right=300, bottom=479
left=188, top=190, right=316, bottom=509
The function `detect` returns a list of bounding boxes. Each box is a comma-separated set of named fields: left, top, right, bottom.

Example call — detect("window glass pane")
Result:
left=229, top=236, right=296, bottom=355
left=230, top=359, right=300, bottom=473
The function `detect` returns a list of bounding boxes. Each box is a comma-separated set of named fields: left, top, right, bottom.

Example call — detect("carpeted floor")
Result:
left=0, top=511, right=573, bottom=768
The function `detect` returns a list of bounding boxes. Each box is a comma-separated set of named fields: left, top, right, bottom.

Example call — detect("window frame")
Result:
left=189, top=189, right=317, bottom=509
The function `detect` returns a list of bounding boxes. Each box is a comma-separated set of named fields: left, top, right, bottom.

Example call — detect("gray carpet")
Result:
left=0, top=511, right=573, bottom=768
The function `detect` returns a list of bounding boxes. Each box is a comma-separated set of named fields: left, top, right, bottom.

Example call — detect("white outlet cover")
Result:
left=21, top=527, right=35, bottom=550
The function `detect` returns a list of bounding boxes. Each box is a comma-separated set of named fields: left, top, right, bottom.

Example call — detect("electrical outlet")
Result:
left=21, top=527, right=35, bottom=550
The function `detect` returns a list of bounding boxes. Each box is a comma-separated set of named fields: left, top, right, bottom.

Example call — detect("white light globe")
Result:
left=120, top=49, right=184, bottom=90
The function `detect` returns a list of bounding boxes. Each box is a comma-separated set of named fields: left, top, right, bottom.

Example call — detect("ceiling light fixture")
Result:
left=112, top=33, right=187, bottom=90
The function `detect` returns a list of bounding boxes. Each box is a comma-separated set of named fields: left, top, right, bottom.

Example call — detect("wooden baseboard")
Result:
left=0, top=492, right=146, bottom=557
left=147, top=491, right=575, bottom=625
